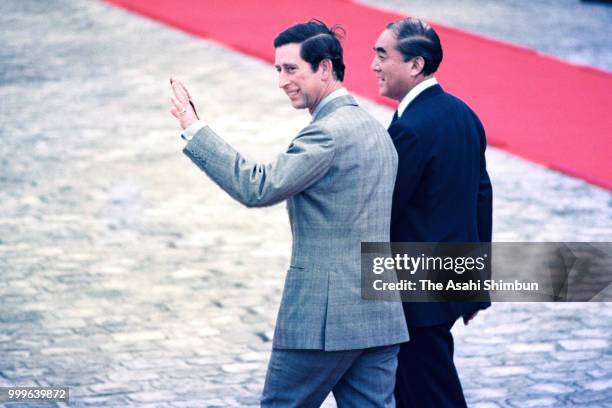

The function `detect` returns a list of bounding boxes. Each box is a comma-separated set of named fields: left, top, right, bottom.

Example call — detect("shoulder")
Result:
left=435, top=90, right=482, bottom=120
left=319, top=103, right=386, bottom=134
left=295, top=122, right=334, bottom=146
left=412, top=90, right=463, bottom=113
left=441, top=92, right=485, bottom=132
left=406, top=90, right=480, bottom=125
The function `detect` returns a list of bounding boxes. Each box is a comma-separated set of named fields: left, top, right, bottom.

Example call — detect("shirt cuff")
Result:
left=181, top=120, right=207, bottom=141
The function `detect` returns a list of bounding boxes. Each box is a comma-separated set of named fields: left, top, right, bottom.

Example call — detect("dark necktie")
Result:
left=390, top=110, right=399, bottom=128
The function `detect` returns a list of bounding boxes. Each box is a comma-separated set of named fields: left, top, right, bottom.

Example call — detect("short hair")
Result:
left=274, top=19, right=346, bottom=81
left=387, top=18, right=443, bottom=76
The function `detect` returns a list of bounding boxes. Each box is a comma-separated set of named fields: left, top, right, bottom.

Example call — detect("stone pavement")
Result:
left=0, top=0, right=610, bottom=407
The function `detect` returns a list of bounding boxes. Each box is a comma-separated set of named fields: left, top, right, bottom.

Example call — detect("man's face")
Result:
left=371, top=29, right=417, bottom=101
left=275, top=43, right=325, bottom=112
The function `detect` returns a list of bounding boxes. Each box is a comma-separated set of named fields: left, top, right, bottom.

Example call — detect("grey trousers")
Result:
left=261, top=344, right=400, bottom=408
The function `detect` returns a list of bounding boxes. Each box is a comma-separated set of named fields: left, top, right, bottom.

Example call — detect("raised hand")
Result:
left=169, top=77, right=199, bottom=129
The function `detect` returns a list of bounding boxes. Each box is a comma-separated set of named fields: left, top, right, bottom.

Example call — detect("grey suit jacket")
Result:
left=183, top=95, right=409, bottom=351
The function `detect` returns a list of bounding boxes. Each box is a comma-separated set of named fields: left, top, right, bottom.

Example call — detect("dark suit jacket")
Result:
left=389, top=84, right=493, bottom=327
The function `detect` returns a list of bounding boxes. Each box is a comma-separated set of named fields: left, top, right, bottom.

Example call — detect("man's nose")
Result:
left=370, top=57, right=380, bottom=72
left=278, top=72, right=290, bottom=89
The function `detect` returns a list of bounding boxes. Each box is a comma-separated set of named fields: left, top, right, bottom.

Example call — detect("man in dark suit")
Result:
left=371, top=17, right=493, bottom=407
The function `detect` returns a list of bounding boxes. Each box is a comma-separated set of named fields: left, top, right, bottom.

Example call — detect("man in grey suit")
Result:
left=169, top=20, right=408, bottom=407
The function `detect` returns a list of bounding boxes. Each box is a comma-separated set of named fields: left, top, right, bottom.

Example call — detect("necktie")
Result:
left=390, top=110, right=399, bottom=128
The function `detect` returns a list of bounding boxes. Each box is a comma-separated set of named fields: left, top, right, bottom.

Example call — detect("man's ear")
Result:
left=409, top=56, right=426, bottom=77
left=319, top=59, right=333, bottom=80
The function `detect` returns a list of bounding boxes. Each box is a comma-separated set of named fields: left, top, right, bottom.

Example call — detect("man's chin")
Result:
left=290, top=100, right=307, bottom=110
left=379, top=88, right=398, bottom=100
left=376, top=84, right=388, bottom=97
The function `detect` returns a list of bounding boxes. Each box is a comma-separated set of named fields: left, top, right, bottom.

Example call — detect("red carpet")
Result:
left=105, top=0, right=612, bottom=190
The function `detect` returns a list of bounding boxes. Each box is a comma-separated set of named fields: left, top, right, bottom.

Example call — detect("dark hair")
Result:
left=274, top=19, right=346, bottom=81
left=387, top=18, right=442, bottom=76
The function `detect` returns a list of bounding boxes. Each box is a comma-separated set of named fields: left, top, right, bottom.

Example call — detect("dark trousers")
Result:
left=394, top=319, right=467, bottom=408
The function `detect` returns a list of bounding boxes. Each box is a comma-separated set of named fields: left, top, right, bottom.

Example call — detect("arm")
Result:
left=467, top=121, right=493, bottom=324
left=169, top=78, right=335, bottom=208
left=476, top=121, right=493, bottom=243
left=183, top=124, right=335, bottom=208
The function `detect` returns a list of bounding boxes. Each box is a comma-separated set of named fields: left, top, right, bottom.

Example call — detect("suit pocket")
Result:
left=277, top=266, right=327, bottom=336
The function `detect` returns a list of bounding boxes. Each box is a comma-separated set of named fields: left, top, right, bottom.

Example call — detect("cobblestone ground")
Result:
left=1, top=1, right=611, bottom=407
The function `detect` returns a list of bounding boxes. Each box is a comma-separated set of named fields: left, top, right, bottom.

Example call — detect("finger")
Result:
left=171, top=81, right=190, bottom=103
left=170, top=80, right=185, bottom=101
left=170, top=96, right=185, bottom=112
left=170, top=108, right=179, bottom=118
left=173, top=79, right=192, bottom=100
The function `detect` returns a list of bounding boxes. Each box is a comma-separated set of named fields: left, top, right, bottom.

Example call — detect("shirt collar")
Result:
left=311, top=87, right=349, bottom=118
left=397, top=77, right=438, bottom=117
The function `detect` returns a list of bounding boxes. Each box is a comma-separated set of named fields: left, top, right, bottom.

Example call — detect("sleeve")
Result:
left=182, top=123, right=335, bottom=208
left=181, top=120, right=207, bottom=141
left=476, top=121, right=493, bottom=242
